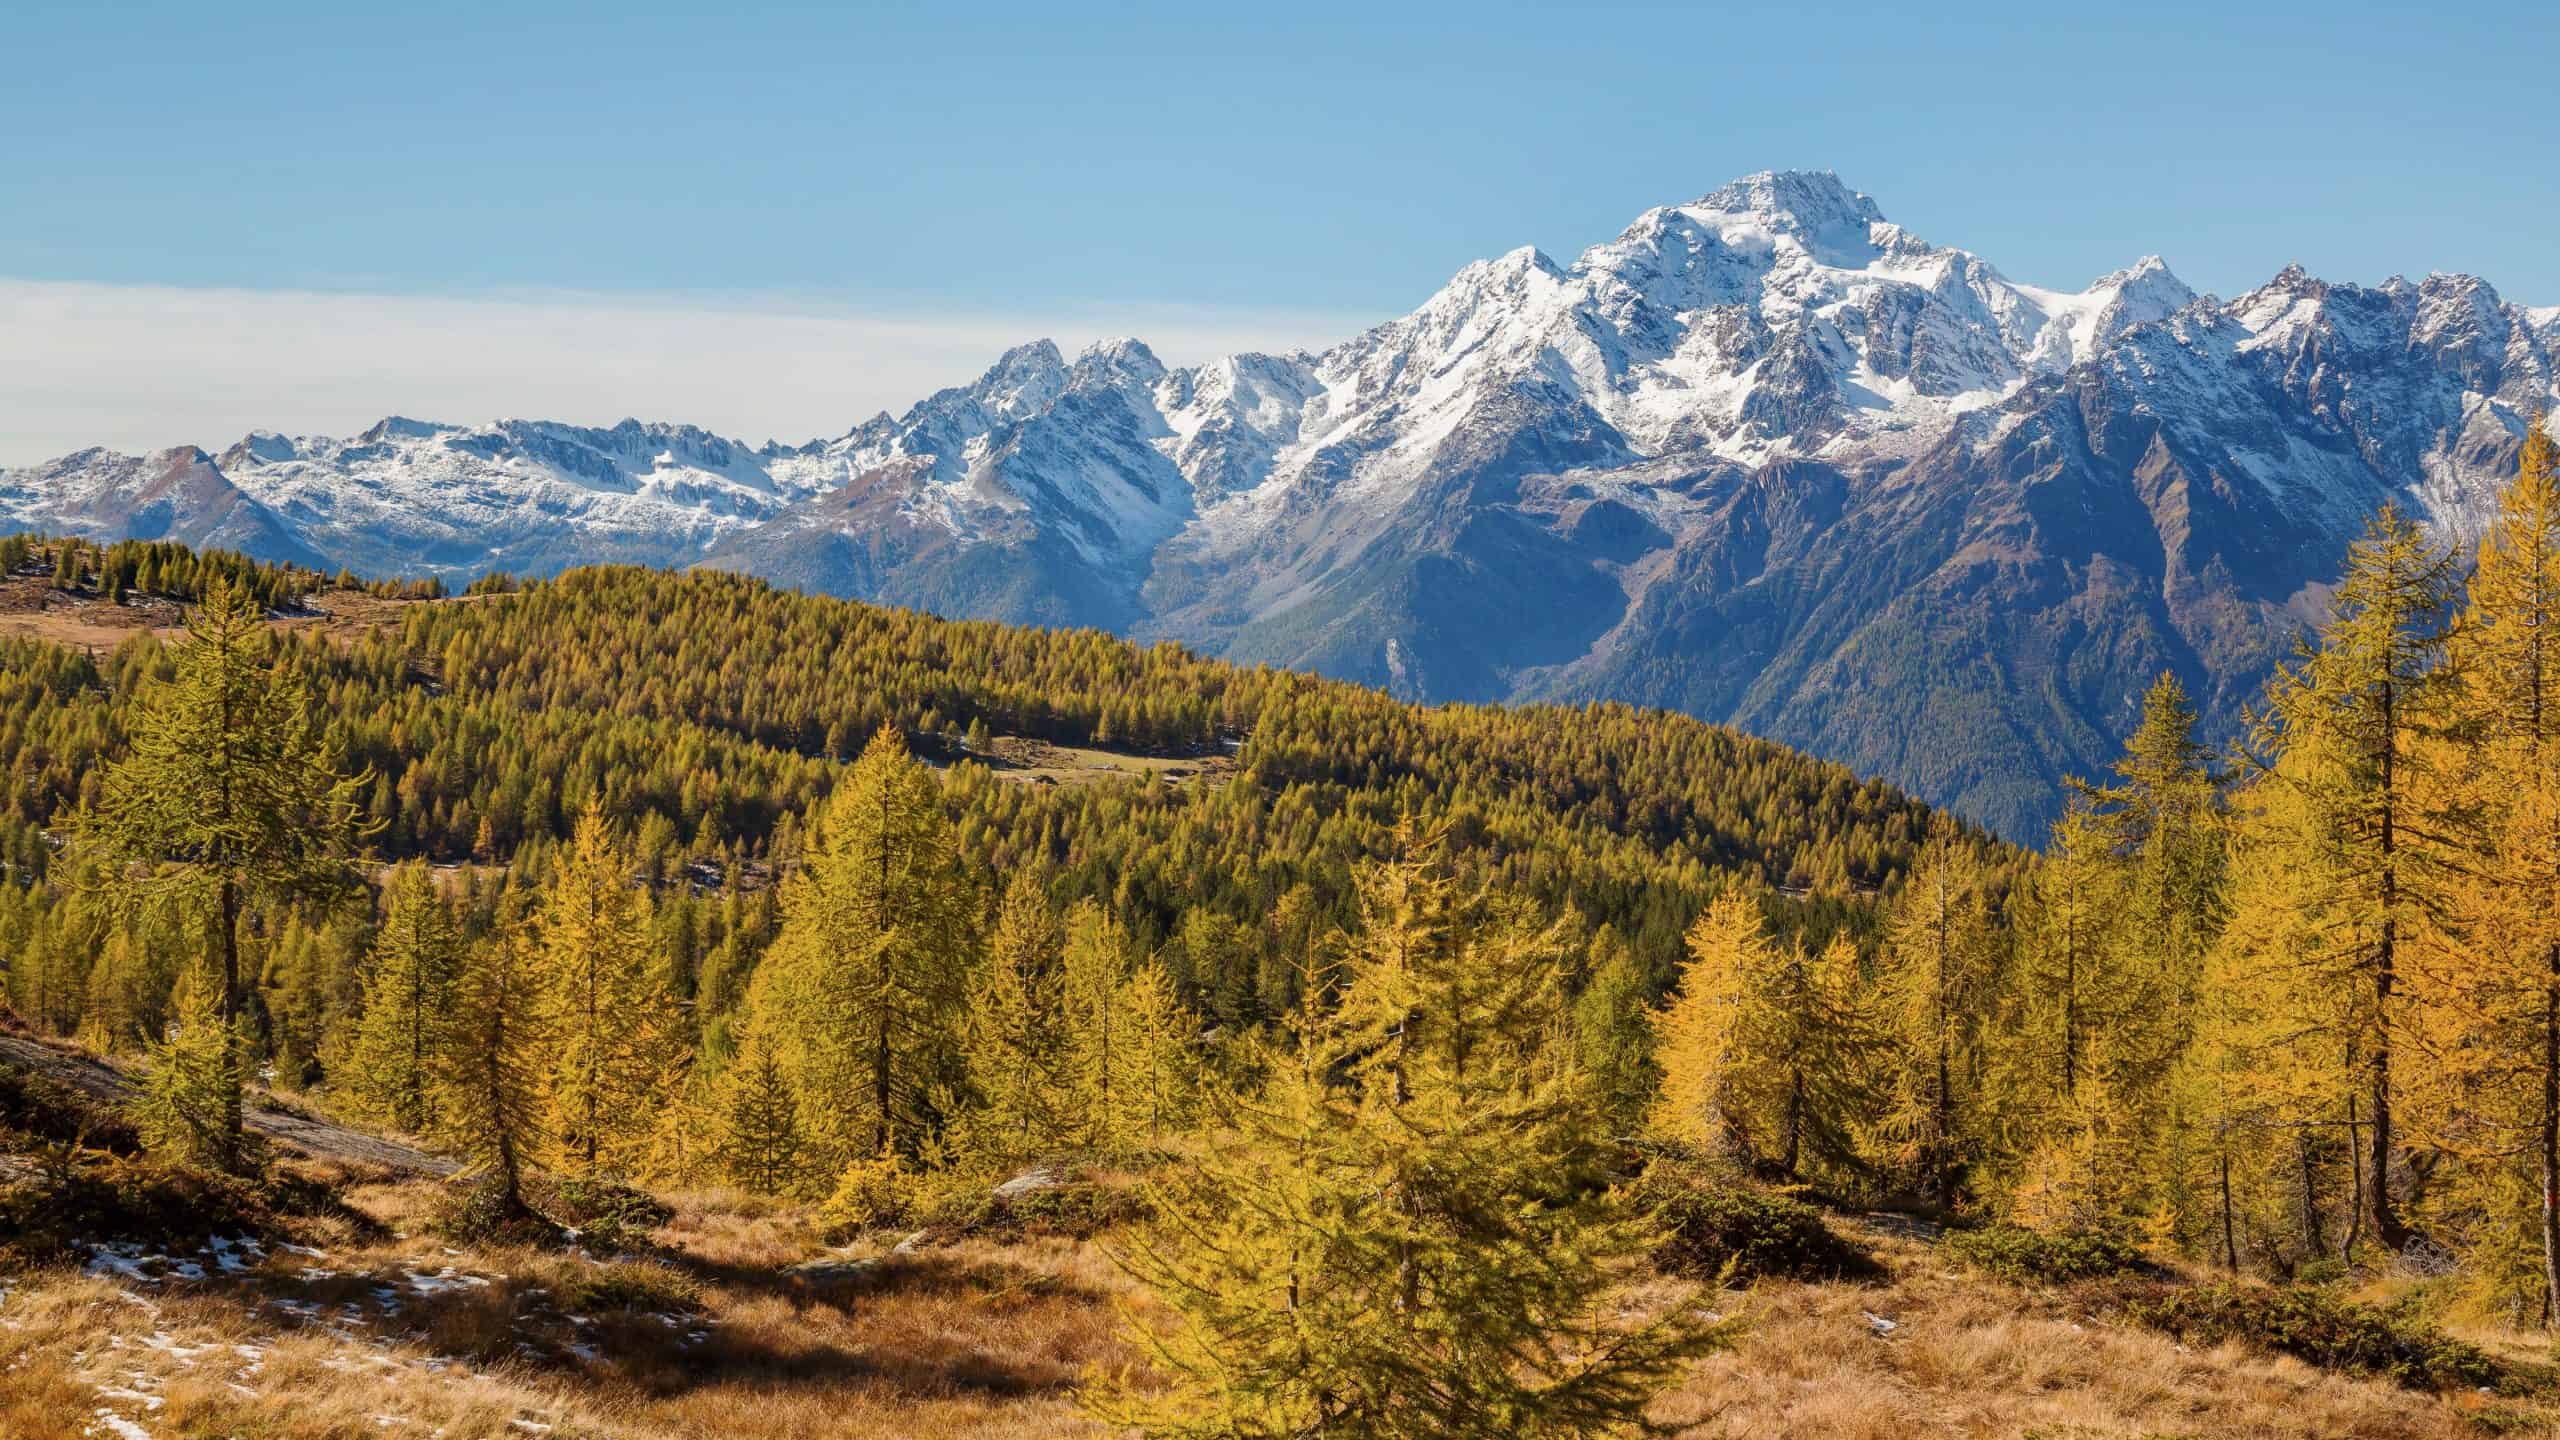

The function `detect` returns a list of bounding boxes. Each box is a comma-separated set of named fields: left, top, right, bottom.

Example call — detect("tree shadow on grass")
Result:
left=553, top=1247, right=1115, bottom=1402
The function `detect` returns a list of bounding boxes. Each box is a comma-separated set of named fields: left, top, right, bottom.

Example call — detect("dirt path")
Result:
left=0, top=1030, right=455, bottom=1176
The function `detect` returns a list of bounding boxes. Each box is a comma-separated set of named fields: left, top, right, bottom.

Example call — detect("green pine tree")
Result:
left=129, top=960, right=241, bottom=1167
left=81, top=577, right=370, bottom=1167
left=347, top=865, right=464, bottom=1133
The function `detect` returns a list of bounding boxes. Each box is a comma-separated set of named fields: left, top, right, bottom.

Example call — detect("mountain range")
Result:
left=9, top=170, right=2556, bottom=839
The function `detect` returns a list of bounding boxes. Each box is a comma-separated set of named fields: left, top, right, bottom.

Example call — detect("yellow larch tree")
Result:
left=2437, top=415, right=2560, bottom=1316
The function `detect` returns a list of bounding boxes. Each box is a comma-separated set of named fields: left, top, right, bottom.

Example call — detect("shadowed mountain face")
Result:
left=10, top=172, right=2556, bottom=838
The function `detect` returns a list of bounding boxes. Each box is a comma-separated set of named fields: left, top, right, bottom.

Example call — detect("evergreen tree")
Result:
left=1086, top=831, right=1726, bottom=1438
left=129, top=961, right=240, bottom=1167
left=747, top=725, right=973, bottom=1169
left=542, top=813, right=668, bottom=1177
left=1874, top=828, right=1999, bottom=1206
left=81, top=577, right=369, bottom=1167
left=1572, top=933, right=1657, bottom=1133
left=723, top=1033, right=803, bottom=1194
left=436, top=926, right=556, bottom=1217
left=347, top=865, right=463, bottom=1133
left=2244, top=502, right=2463, bottom=1251
left=2440, top=415, right=2560, bottom=1314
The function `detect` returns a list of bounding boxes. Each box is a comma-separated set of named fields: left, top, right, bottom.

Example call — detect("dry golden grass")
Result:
left=976, top=736, right=1237, bottom=790
left=1648, top=1220, right=2559, bottom=1439
left=0, top=581, right=449, bottom=656
left=9, top=1182, right=2557, bottom=1440
left=2, top=1180, right=1127, bottom=1440
left=0, top=575, right=187, bottom=650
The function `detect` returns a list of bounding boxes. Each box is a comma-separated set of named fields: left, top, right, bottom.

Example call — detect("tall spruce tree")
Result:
left=1572, top=931, right=1658, bottom=1134
left=82, top=578, right=369, bottom=1167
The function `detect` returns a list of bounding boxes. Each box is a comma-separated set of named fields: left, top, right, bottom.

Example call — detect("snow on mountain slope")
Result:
left=10, top=170, right=2558, bottom=837
left=0, top=445, right=322, bottom=567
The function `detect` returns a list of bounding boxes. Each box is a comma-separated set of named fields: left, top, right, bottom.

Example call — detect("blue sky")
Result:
left=7, top=0, right=2555, bottom=459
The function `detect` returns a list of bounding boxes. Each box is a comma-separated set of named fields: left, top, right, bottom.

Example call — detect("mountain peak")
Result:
left=1691, top=170, right=1884, bottom=230
left=2093, top=254, right=2197, bottom=314
left=1073, top=336, right=1167, bottom=382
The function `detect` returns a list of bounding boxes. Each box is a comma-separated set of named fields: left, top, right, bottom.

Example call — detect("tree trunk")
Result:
left=874, top=1009, right=894, bottom=1158
left=1783, top=1068, right=1804, bottom=1178
left=2372, top=676, right=2409, bottom=1251
left=2298, top=1130, right=2327, bottom=1260
left=2542, top=950, right=2560, bottom=1325
left=2220, top=1147, right=2239, bottom=1273
left=2342, top=1084, right=2365, bottom=1261
left=218, top=876, right=244, bottom=1167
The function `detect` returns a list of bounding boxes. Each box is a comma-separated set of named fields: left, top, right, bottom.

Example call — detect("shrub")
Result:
left=914, top=1173, right=1150, bottom=1239
left=429, top=1175, right=568, bottom=1248
left=2122, top=1280, right=2496, bottom=1390
left=542, top=1176, right=673, bottom=1251
left=818, top=1150, right=916, bottom=1238
left=1634, top=1170, right=1881, bottom=1284
left=1947, top=1224, right=2146, bottom=1284
left=0, top=1149, right=311, bottom=1256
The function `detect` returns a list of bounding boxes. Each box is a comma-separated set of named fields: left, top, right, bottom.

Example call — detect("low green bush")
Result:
left=1947, top=1224, right=2146, bottom=1284
left=541, top=1175, right=674, bottom=1250
left=915, top=1173, right=1150, bottom=1240
left=2122, top=1280, right=2496, bottom=1390
left=0, top=1149, right=306, bottom=1256
left=429, top=1175, right=570, bottom=1248
left=1634, top=1170, right=1882, bottom=1284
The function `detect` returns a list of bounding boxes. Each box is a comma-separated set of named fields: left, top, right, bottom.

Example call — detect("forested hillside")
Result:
left=2, top=538, right=1952, bottom=1043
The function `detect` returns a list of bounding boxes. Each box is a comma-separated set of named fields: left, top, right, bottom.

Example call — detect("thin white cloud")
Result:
left=0, top=279, right=1373, bottom=465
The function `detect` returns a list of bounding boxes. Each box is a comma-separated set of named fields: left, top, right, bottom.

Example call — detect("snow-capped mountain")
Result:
left=10, top=171, right=2556, bottom=837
